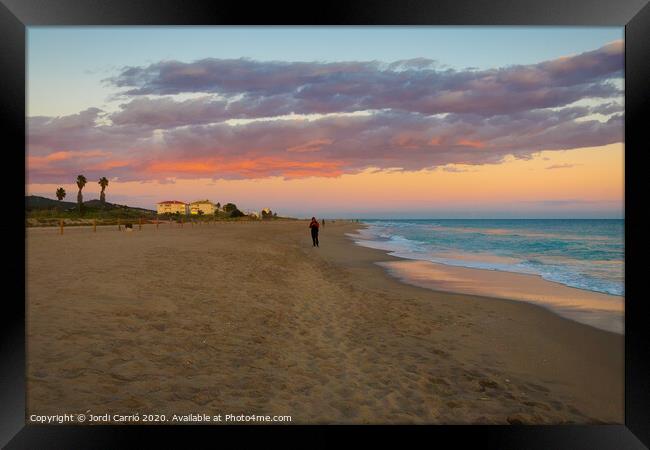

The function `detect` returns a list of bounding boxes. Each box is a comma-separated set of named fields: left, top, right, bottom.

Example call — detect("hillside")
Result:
left=26, top=195, right=76, bottom=210
left=26, top=195, right=155, bottom=214
left=26, top=196, right=157, bottom=227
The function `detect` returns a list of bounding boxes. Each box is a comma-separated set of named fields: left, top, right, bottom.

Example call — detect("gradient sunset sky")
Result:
left=27, top=27, right=624, bottom=218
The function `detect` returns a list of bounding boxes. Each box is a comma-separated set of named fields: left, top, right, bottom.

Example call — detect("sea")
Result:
left=349, top=219, right=624, bottom=332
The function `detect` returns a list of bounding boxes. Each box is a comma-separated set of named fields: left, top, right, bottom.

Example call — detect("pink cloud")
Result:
left=145, top=157, right=344, bottom=179
left=286, top=139, right=333, bottom=153
left=457, top=139, right=485, bottom=149
left=26, top=41, right=623, bottom=183
left=27, top=150, right=110, bottom=170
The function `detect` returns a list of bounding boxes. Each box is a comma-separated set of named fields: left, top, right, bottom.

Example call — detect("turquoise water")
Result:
left=352, top=219, right=624, bottom=297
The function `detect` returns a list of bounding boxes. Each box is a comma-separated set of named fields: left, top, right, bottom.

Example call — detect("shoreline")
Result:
left=312, top=222, right=624, bottom=422
left=27, top=220, right=623, bottom=423
left=346, top=224, right=623, bottom=335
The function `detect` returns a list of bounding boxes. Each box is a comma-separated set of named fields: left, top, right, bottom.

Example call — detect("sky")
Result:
left=26, top=27, right=624, bottom=218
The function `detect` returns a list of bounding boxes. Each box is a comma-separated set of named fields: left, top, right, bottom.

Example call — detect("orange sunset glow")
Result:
left=28, top=143, right=623, bottom=217
left=27, top=30, right=624, bottom=218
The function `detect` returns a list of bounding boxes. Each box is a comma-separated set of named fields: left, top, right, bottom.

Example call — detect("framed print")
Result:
left=1, top=0, right=649, bottom=448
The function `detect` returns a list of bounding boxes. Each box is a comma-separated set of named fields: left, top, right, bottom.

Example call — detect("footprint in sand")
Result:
left=478, top=379, right=501, bottom=391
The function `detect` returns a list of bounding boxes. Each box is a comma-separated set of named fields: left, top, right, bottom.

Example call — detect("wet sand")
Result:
left=376, top=260, right=623, bottom=334
left=26, top=220, right=623, bottom=424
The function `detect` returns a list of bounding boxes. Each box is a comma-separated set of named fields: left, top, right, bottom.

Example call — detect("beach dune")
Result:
left=26, top=221, right=623, bottom=424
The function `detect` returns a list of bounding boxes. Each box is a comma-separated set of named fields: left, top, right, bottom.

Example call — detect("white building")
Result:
left=157, top=200, right=189, bottom=215
left=190, top=200, right=215, bottom=215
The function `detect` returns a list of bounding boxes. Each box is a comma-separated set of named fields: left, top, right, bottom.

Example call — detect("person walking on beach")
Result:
left=309, top=217, right=320, bottom=247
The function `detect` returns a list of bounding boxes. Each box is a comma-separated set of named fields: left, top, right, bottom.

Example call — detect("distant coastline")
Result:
left=25, top=195, right=296, bottom=227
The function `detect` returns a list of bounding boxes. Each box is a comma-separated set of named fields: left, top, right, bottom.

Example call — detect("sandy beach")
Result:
left=26, top=220, right=623, bottom=424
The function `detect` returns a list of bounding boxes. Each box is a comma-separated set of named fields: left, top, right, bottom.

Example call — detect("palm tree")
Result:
left=98, top=177, right=109, bottom=205
left=55, top=187, right=66, bottom=202
left=76, top=174, right=87, bottom=212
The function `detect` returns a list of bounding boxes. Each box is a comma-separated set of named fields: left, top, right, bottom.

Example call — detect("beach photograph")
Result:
left=26, top=26, right=624, bottom=425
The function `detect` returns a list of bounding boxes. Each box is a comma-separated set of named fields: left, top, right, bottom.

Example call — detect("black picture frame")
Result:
left=2, top=0, right=648, bottom=448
